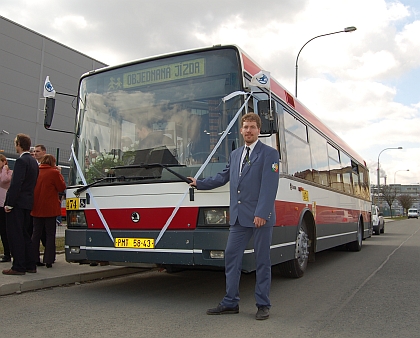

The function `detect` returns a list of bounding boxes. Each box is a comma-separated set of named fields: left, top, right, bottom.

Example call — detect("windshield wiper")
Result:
left=74, top=163, right=192, bottom=196
left=73, top=176, right=120, bottom=196
left=113, top=163, right=192, bottom=184
left=73, top=174, right=159, bottom=196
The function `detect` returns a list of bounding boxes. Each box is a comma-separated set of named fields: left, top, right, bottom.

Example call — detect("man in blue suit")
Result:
left=189, top=113, right=279, bottom=320
left=3, top=133, right=39, bottom=275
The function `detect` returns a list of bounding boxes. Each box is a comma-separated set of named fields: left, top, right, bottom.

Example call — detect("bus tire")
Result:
left=347, top=219, right=363, bottom=252
left=278, top=220, right=309, bottom=278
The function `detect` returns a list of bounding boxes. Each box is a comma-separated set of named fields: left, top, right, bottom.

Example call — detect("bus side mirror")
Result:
left=257, top=100, right=278, bottom=134
left=44, top=97, right=56, bottom=129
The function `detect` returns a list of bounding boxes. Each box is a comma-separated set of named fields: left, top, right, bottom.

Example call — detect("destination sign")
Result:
left=123, top=58, right=205, bottom=88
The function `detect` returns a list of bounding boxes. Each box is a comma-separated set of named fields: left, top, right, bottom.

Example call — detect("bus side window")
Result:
left=327, top=144, right=343, bottom=192
left=284, top=111, right=311, bottom=180
left=308, top=127, right=329, bottom=186
left=340, top=152, right=353, bottom=195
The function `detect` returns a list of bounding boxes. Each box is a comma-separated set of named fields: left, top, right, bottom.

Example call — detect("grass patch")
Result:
left=385, top=216, right=407, bottom=220
left=0, top=237, right=65, bottom=255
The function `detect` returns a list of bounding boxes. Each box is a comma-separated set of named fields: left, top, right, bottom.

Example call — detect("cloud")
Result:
left=350, top=51, right=399, bottom=79
left=395, top=20, right=420, bottom=67
left=52, top=15, right=89, bottom=31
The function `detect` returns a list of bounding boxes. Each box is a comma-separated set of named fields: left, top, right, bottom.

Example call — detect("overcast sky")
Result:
left=1, top=0, right=419, bottom=185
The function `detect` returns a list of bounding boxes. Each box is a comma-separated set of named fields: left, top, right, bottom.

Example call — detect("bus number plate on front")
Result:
left=66, top=198, right=80, bottom=210
left=114, top=238, right=155, bottom=249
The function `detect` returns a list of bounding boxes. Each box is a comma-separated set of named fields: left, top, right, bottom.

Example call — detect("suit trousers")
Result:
left=221, top=221, right=273, bottom=308
left=32, top=217, right=57, bottom=265
left=6, top=207, right=36, bottom=272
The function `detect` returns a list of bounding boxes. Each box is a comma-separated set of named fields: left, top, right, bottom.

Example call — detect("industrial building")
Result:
left=0, top=15, right=107, bottom=164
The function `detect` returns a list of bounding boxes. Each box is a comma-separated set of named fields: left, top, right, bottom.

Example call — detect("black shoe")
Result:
left=206, top=304, right=239, bottom=315
left=255, top=306, right=270, bottom=320
left=46, top=263, right=53, bottom=268
left=36, top=262, right=46, bottom=267
left=1, top=255, right=11, bottom=262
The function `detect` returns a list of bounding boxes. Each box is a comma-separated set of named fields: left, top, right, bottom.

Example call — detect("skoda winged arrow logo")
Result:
left=131, top=212, right=140, bottom=223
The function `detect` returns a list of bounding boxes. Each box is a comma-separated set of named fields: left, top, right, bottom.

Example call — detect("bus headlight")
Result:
left=67, top=210, right=88, bottom=228
left=203, top=208, right=229, bottom=225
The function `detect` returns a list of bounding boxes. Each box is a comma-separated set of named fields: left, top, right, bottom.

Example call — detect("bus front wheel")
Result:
left=278, top=220, right=309, bottom=278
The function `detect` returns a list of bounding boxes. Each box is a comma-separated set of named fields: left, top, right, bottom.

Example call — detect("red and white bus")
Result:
left=60, top=45, right=372, bottom=277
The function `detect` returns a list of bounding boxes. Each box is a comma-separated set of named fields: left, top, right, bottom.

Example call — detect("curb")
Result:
left=0, top=267, right=144, bottom=296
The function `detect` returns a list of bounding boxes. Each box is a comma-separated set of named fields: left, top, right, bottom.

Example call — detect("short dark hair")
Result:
left=15, top=133, right=31, bottom=151
left=35, top=144, right=46, bottom=152
left=241, top=113, right=261, bottom=129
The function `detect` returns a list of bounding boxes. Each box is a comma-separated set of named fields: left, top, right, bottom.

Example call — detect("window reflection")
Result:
left=284, top=112, right=307, bottom=142
left=283, top=111, right=369, bottom=199
left=72, top=49, right=242, bottom=184
left=285, top=132, right=311, bottom=180
left=309, top=128, right=329, bottom=186
left=340, top=152, right=352, bottom=194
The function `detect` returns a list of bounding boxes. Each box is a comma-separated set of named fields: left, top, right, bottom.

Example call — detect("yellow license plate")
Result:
left=66, top=198, right=80, bottom=210
left=114, top=238, right=155, bottom=249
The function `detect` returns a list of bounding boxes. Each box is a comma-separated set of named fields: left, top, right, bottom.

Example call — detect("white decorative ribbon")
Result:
left=222, top=90, right=247, bottom=102
left=69, top=90, right=252, bottom=247
left=71, top=143, right=114, bottom=242
left=155, top=91, right=252, bottom=245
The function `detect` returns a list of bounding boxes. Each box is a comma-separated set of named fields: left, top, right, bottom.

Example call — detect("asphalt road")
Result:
left=1, top=218, right=419, bottom=338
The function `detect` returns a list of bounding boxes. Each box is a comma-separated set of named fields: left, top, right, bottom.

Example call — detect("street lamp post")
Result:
left=295, top=26, right=356, bottom=97
left=377, top=147, right=403, bottom=204
left=394, top=169, right=409, bottom=184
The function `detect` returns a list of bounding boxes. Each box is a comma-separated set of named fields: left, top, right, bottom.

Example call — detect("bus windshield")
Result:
left=71, top=48, right=243, bottom=185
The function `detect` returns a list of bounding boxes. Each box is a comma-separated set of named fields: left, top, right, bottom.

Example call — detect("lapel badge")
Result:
left=271, top=162, right=279, bottom=173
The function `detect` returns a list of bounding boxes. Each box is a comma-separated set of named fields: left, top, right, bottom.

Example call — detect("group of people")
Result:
left=0, top=133, right=66, bottom=275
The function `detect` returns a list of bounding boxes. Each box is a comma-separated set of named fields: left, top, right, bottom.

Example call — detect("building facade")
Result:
left=371, top=184, right=420, bottom=216
left=0, top=16, right=107, bottom=164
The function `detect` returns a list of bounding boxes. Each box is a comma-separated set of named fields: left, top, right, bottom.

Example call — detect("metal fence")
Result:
left=0, top=137, right=71, bottom=166
left=56, top=224, right=67, bottom=238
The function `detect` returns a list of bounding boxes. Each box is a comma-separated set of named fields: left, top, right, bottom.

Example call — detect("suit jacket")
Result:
left=197, top=140, right=280, bottom=227
left=5, top=152, right=39, bottom=210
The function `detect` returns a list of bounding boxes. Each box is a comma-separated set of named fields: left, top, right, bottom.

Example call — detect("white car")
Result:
left=408, top=208, right=418, bottom=219
left=371, top=205, right=384, bottom=235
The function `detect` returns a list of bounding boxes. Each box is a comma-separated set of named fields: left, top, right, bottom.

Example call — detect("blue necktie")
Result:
left=241, top=146, right=250, bottom=172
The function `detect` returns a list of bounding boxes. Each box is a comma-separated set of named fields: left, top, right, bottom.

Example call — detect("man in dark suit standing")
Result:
left=3, top=133, right=39, bottom=275
left=189, top=113, right=279, bottom=320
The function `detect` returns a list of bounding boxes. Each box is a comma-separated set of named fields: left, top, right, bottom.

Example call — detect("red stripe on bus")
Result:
left=81, top=200, right=368, bottom=231
left=84, top=207, right=200, bottom=230
left=275, top=200, right=369, bottom=226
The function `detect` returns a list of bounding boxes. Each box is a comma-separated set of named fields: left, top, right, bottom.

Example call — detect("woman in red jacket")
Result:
left=31, top=155, right=66, bottom=268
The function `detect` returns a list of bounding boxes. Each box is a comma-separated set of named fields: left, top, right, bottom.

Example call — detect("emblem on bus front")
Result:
left=131, top=212, right=140, bottom=223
